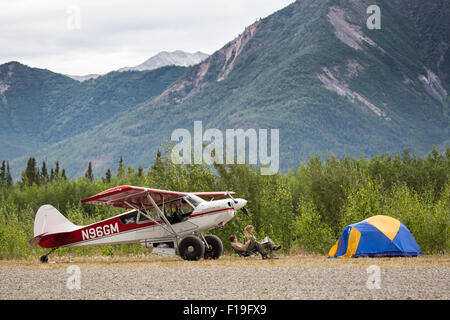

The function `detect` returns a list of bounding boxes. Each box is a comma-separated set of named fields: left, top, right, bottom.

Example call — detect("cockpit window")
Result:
left=184, top=194, right=204, bottom=207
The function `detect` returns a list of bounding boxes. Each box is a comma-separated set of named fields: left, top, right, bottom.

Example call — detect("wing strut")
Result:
left=123, top=201, right=177, bottom=240
left=146, top=193, right=180, bottom=247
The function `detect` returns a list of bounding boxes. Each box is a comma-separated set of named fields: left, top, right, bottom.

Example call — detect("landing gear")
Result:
left=178, top=236, right=205, bottom=261
left=178, top=234, right=224, bottom=260
left=39, top=248, right=57, bottom=263
left=203, top=235, right=223, bottom=259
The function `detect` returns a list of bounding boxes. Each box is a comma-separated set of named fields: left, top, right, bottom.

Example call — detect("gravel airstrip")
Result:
left=0, top=254, right=448, bottom=300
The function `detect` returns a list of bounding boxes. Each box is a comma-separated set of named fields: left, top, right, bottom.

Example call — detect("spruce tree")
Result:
left=61, top=169, right=67, bottom=180
left=55, top=161, right=60, bottom=178
left=5, top=161, right=12, bottom=187
left=40, top=161, right=49, bottom=183
left=117, top=156, right=125, bottom=178
left=150, top=150, right=165, bottom=180
left=0, top=160, right=5, bottom=184
left=103, top=168, right=112, bottom=183
left=85, top=162, right=94, bottom=182
left=22, top=157, right=39, bottom=186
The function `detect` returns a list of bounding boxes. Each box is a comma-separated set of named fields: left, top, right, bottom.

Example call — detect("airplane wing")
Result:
left=80, top=185, right=235, bottom=210
left=80, top=185, right=186, bottom=210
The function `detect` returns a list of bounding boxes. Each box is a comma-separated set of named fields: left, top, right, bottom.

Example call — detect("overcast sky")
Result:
left=0, top=0, right=294, bottom=75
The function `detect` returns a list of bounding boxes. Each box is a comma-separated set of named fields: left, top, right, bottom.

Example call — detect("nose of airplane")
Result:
left=233, top=198, right=247, bottom=210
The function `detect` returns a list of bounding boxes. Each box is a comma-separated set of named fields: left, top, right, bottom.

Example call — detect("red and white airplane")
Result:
left=29, top=185, right=249, bottom=262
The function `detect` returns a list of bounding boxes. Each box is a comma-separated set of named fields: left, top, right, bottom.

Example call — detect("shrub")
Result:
left=339, top=178, right=384, bottom=231
left=384, top=183, right=449, bottom=254
left=294, top=200, right=335, bottom=254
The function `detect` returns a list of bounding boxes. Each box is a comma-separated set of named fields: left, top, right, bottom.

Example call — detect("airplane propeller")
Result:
left=227, top=191, right=251, bottom=218
left=240, top=206, right=251, bottom=218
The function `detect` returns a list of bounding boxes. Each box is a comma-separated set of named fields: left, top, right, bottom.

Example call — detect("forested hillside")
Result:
left=0, top=62, right=187, bottom=174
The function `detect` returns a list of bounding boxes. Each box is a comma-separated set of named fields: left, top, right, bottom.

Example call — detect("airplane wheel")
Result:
left=40, top=255, right=48, bottom=263
left=203, top=235, right=223, bottom=259
left=178, top=236, right=205, bottom=261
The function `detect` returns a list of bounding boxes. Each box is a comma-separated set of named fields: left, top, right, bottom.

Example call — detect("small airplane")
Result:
left=29, top=185, right=249, bottom=262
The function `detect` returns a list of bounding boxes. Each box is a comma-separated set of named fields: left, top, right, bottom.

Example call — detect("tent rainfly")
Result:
left=328, top=215, right=421, bottom=258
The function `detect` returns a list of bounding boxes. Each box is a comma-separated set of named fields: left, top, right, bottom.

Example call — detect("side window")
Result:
left=119, top=211, right=137, bottom=224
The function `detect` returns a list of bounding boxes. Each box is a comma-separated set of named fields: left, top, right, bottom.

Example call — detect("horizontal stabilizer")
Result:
left=28, top=233, right=47, bottom=244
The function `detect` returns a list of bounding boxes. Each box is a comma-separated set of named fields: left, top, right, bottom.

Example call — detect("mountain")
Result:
left=2, top=0, right=449, bottom=178
left=67, top=51, right=209, bottom=82
left=117, top=50, right=209, bottom=72
left=0, top=62, right=188, bottom=174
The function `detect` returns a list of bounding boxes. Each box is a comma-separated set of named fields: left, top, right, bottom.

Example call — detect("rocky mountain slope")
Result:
left=2, top=0, right=449, bottom=178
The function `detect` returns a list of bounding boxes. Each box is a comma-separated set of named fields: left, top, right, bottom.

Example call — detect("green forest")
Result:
left=0, top=145, right=448, bottom=259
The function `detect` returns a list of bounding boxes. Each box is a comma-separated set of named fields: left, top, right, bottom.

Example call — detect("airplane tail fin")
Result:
left=33, top=205, right=79, bottom=237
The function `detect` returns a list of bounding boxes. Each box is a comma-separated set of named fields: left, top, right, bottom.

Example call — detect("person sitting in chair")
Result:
left=244, top=225, right=281, bottom=259
left=229, top=234, right=268, bottom=259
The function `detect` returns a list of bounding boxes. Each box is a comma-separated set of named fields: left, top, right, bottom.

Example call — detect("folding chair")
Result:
left=231, top=245, right=259, bottom=258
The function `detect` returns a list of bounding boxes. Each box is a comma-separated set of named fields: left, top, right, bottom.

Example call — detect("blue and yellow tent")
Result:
left=328, top=215, right=421, bottom=258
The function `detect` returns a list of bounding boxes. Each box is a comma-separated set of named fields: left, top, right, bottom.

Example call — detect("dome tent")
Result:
left=328, top=215, right=421, bottom=258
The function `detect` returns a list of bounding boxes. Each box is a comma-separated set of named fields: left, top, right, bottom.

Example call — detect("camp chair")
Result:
left=231, top=245, right=259, bottom=258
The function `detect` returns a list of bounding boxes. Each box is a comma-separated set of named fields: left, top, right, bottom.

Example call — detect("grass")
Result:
left=0, top=253, right=448, bottom=270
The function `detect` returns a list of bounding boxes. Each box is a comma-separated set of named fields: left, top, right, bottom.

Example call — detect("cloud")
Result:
left=0, top=0, right=294, bottom=75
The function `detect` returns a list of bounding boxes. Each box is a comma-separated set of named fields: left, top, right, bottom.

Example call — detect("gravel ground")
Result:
left=0, top=262, right=448, bottom=299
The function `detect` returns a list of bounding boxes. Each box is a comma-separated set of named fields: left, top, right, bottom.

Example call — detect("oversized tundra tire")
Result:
left=178, top=236, right=205, bottom=261
left=203, top=235, right=223, bottom=259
